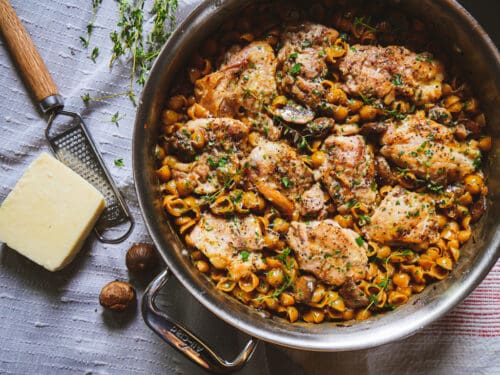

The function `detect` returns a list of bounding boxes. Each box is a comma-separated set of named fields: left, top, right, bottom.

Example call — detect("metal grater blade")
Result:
left=45, top=110, right=133, bottom=243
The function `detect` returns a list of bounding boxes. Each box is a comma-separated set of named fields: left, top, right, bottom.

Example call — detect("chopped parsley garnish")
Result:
left=378, top=277, right=390, bottom=289
left=427, top=183, right=444, bottom=193
left=290, top=63, right=302, bottom=75
left=358, top=92, right=373, bottom=105
left=240, top=251, right=250, bottom=262
left=358, top=214, right=372, bottom=224
left=391, top=73, right=403, bottom=86
left=385, top=108, right=407, bottom=120
left=355, top=236, right=365, bottom=247
left=346, top=199, right=358, bottom=209
left=281, top=177, right=292, bottom=188
left=473, top=156, right=481, bottom=169
left=416, top=54, right=432, bottom=63
left=207, top=155, right=229, bottom=169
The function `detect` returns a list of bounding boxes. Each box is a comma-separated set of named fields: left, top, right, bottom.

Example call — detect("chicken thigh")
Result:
left=339, top=45, right=444, bottom=105
left=287, top=219, right=368, bottom=286
left=364, top=186, right=440, bottom=250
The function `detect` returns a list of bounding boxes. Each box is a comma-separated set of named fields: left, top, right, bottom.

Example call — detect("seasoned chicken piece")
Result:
left=168, top=118, right=250, bottom=195
left=277, top=23, right=339, bottom=113
left=364, top=186, right=439, bottom=250
left=299, top=183, right=328, bottom=217
left=169, top=118, right=250, bottom=157
left=339, top=45, right=445, bottom=104
left=245, top=139, right=325, bottom=217
left=189, top=214, right=266, bottom=279
left=195, top=41, right=280, bottom=139
left=379, top=114, right=481, bottom=184
left=315, top=135, right=377, bottom=207
left=286, top=220, right=368, bottom=286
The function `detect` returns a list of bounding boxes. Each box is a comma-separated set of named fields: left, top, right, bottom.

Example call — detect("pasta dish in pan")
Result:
left=154, top=1, right=491, bottom=323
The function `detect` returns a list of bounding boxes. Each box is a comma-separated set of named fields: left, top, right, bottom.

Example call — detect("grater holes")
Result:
left=51, top=126, right=125, bottom=226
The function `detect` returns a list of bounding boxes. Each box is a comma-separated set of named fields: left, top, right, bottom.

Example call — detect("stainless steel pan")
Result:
left=133, top=0, right=500, bottom=372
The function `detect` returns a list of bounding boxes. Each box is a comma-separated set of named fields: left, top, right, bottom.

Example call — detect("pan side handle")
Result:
left=142, top=269, right=258, bottom=374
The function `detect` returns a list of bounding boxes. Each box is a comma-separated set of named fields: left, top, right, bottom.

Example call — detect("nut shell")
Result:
left=99, top=281, right=136, bottom=311
left=126, top=243, right=159, bottom=273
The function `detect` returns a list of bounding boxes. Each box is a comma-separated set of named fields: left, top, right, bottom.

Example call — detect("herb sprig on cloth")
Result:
left=80, top=0, right=178, bottom=104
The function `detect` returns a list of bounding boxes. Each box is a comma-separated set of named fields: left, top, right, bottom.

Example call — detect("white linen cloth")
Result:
left=0, top=1, right=498, bottom=374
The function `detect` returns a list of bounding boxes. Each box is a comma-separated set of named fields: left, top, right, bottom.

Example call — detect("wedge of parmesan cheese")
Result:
left=0, top=153, right=105, bottom=271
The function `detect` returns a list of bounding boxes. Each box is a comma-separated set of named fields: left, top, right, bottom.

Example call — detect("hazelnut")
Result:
left=99, top=281, right=136, bottom=311
left=126, top=243, right=159, bottom=274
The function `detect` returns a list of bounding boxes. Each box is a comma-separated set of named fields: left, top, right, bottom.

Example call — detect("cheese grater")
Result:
left=0, top=0, right=133, bottom=243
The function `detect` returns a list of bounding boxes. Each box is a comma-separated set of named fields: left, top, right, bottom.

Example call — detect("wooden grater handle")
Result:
left=0, top=0, right=62, bottom=112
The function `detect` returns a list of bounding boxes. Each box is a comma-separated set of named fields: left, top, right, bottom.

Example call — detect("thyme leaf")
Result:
left=80, top=0, right=102, bottom=48
left=80, top=0, right=178, bottom=103
left=110, top=111, right=126, bottom=127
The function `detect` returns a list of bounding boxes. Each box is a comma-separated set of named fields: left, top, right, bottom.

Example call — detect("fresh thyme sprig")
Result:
left=110, top=111, right=126, bottom=127
left=80, top=0, right=103, bottom=48
left=273, top=115, right=311, bottom=151
left=364, top=249, right=414, bottom=312
left=81, top=0, right=178, bottom=104
left=353, top=16, right=377, bottom=33
left=109, top=0, right=178, bottom=102
left=114, top=158, right=125, bottom=167
left=89, top=47, right=99, bottom=63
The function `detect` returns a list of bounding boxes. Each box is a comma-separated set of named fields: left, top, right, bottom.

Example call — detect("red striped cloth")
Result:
left=422, top=260, right=500, bottom=337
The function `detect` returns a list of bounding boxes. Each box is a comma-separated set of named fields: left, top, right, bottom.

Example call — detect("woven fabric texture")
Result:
left=0, top=1, right=498, bottom=374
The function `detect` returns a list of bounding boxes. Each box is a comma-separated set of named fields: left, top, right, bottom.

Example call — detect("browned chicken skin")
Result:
left=168, top=118, right=250, bottom=195
left=171, top=19, right=487, bottom=320
left=195, top=41, right=281, bottom=139
left=315, top=134, right=377, bottom=207
left=189, top=213, right=266, bottom=279
left=339, top=45, right=444, bottom=104
left=277, top=22, right=339, bottom=113
left=364, top=186, right=440, bottom=250
left=380, top=113, right=481, bottom=184
left=287, top=219, right=368, bottom=286
left=170, top=118, right=250, bottom=155
left=245, top=139, right=326, bottom=218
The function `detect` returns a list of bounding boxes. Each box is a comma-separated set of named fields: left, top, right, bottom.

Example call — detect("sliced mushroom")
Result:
left=459, top=118, right=482, bottom=137
left=375, top=155, right=397, bottom=185
left=339, top=279, right=369, bottom=308
left=305, top=117, right=335, bottom=138
left=271, top=102, right=315, bottom=124
left=471, top=193, right=487, bottom=224
left=256, top=181, right=296, bottom=219
left=293, top=275, right=316, bottom=303
left=360, top=121, right=387, bottom=138
left=428, top=106, right=452, bottom=125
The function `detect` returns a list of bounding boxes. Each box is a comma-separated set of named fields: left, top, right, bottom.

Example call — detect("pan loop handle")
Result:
left=142, top=268, right=258, bottom=374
